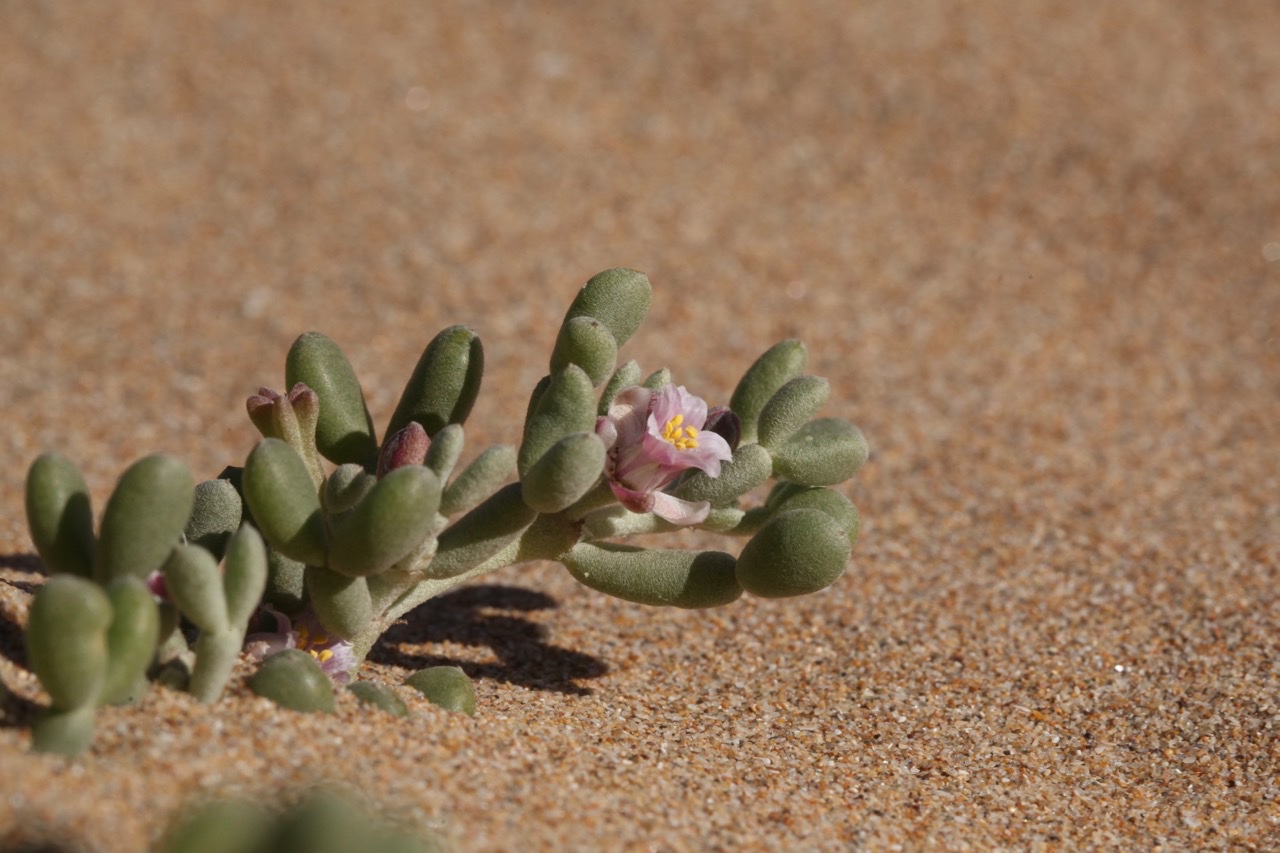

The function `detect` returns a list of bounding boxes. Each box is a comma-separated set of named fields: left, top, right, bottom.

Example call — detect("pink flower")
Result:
left=595, top=384, right=734, bottom=525
left=245, top=606, right=357, bottom=685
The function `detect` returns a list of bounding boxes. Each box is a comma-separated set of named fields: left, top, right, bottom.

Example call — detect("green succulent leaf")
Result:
left=184, top=478, right=244, bottom=561
left=730, top=339, right=807, bottom=444
left=248, top=649, right=335, bottom=714
left=561, top=544, right=743, bottom=608
left=642, top=367, right=671, bottom=390
left=94, top=454, right=195, bottom=584
left=31, top=706, right=98, bottom=757
left=518, top=364, right=596, bottom=477
left=440, top=444, right=516, bottom=516
left=562, top=268, right=652, bottom=349
left=424, top=422, right=465, bottom=483
left=766, top=484, right=861, bottom=542
left=159, top=800, right=274, bottom=853
left=735, top=508, right=851, bottom=598
left=428, top=483, right=537, bottom=579
left=272, top=790, right=389, bottom=853
left=328, top=466, right=441, bottom=578
left=323, top=463, right=376, bottom=514
left=521, top=432, right=606, bottom=514
left=551, top=315, right=619, bottom=387
left=598, top=359, right=642, bottom=415
left=25, top=452, right=95, bottom=578
left=243, top=439, right=328, bottom=567
left=405, top=666, right=476, bottom=715
left=162, top=544, right=228, bottom=632
left=223, top=524, right=269, bottom=628
left=285, top=331, right=378, bottom=466
left=348, top=681, right=410, bottom=717
left=672, top=442, right=772, bottom=507
left=306, top=566, right=372, bottom=641
left=100, top=577, right=161, bottom=706
left=264, top=548, right=307, bottom=613
left=26, top=575, right=112, bottom=710
left=770, top=418, right=869, bottom=486
left=756, top=375, right=831, bottom=449
left=385, top=325, right=484, bottom=441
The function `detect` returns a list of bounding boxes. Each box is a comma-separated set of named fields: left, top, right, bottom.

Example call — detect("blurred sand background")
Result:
left=1, top=1, right=1278, bottom=849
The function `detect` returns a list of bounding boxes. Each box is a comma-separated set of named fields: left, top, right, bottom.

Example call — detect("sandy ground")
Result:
left=1, top=1, right=1278, bottom=849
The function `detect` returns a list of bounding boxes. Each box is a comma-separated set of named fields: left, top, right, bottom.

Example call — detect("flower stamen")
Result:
left=662, top=415, right=700, bottom=450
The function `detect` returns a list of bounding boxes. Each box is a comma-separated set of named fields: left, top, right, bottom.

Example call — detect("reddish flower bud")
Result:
left=377, top=421, right=430, bottom=478
left=703, top=406, right=742, bottom=452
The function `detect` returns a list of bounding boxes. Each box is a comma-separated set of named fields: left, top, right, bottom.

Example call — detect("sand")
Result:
left=1, top=1, right=1278, bottom=849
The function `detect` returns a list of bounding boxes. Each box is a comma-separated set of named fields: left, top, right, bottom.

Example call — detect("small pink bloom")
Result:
left=245, top=606, right=357, bottom=685
left=596, top=384, right=733, bottom=525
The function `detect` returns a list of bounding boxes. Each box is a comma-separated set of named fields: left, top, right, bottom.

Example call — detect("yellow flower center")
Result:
left=295, top=624, right=333, bottom=665
left=662, top=414, right=700, bottom=450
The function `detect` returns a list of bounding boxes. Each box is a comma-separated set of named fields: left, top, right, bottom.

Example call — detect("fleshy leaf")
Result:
left=348, top=681, right=410, bottom=717
left=597, top=359, right=642, bottom=415
left=26, top=575, right=111, bottom=710
left=243, top=439, right=328, bottom=567
left=94, top=454, right=195, bottom=584
left=642, top=367, right=671, bottom=390
left=328, top=466, right=441, bottom=578
left=766, top=484, right=861, bottom=542
left=424, top=423, right=465, bottom=483
left=562, top=268, right=651, bottom=349
left=730, top=339, right=807, bottom=444
left=405, top=665, right=477, bottom=715
left=735, top=508, right=851, bottom=598
left=756, top=375, right=830, bottom=449
left=560, top=543, right=742, bottom=608
left=248, top=649, right=336, bottom=713
left=306, top=566, right=372, bottom=641
left=551, top=315, right=619, bottom=387
left=429, top=483, right=537, bottom=579
left=184, top=478, right=243, bottom=561
left=518, top=364, right=596, bottom=477
left=672, top=442, right=772, bottom=507
left=25, top=452, right=95, bottom=578
left=285, top=331, right=378, bottom=466
left=263, top=548, right=307, bottom=613
left=521, top=432, right=606, bottom=514
left=384, top=325, right=484, bottom=441
left=100, top=577, right=161, bottom=706
left=440, top=444, right=516, bottom=516
left=770, top=418, right=869, bottom=486
left=323, top=463, right=376, bottom=514
left=162, top=544, right=228, bottom=631
left=223, top=525, right=269, bottom=628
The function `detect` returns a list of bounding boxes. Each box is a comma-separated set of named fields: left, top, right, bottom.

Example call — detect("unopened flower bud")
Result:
left=377, top=421, right=430, bottom=478
left=247, top=384, right=325, bottom=489
left=246, top=387, right=285, bottom=439
left=703, top=406, right=742, bottom=452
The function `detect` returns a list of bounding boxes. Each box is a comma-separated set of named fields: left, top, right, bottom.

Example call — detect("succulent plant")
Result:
left=23, top=455, right=269, bottom=752
left=23, top=454, right=190, bottom=753
left=24, top=268, right=868, bottom=736
left=160, top=788, right=447, bottom=853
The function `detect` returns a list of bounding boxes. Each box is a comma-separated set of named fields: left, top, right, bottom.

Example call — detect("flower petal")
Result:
left=650, top=492, right=711, bottom=526
left=607, top=386, right=655, bottom=447
left=609, top=480, right=657, bottom=514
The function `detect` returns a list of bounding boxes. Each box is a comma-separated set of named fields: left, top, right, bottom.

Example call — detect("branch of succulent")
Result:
left=21, top=268, right=868, bottom=754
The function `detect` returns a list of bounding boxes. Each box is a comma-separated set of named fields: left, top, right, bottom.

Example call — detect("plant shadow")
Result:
left=368, top=584, right=608, bottom=696
left=0, top=554, right=45, bottom=728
